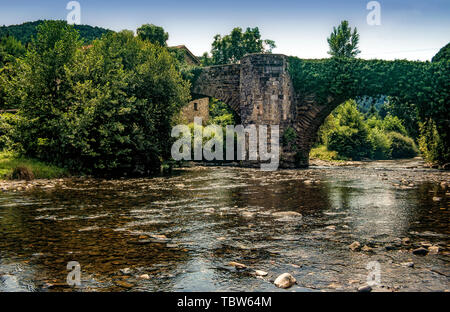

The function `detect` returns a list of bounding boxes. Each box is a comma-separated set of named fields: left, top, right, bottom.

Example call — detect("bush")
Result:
left=309, top=145, right=344, bottom=161
left=0, top=112, right=18, bottom=150
left=5, top=22, right=190, bottom=176
left=368, top=127, right=391, bottom=159
left=418, top=119, right=449, bottom=165
left=388, top=132, right=418, bottom=159
left=382, top=114, right=408, bottom=136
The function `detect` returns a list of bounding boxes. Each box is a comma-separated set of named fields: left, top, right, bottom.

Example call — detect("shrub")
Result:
left=418, top=119, right=449, bottom=165
left=5, top=22, right=190, bottom=176
left=388, top=132, right=418, bottom=159
left=382, top=114, right=408, bottom=136
left=368, top=127, right=391, bottom=159
left=10, top=165, right=34, bottom=180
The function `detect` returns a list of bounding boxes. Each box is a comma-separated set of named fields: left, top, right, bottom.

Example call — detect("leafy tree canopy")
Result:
left=327, top=20, right=360, bottom=58
left=0, top=20, right=112, bottom=45
left=136, top=24, right=169, bottom=46
left=210, top=27, right=275, bottom=65
left=432, top=42, right=450, bottom=63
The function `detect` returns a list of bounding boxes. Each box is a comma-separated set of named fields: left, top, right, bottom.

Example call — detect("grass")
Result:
left=0, top=150, right=69, bottom=180
left=309, top=145, right=347, bottom=161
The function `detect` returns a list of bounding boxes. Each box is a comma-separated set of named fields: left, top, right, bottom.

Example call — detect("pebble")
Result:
left=412, top=247, right=428, bottom=256
left=255, top=270, right=268, bottom=277
left=228, top=262, right=247, bottom=269
left=349, top=241, right=361, bottom=251
left=139, top=274, right=150, bottom=280
left=272, top=211, right=302, bottom=218
left=401, top=262, right=414, bottom=268
left=428, top=246, right=439, bottom=254
left=114, top=280, right=134, bottom=289
left=361, top=245, right=374, bottom=253
left=274, top=273, right=296, bottom=289
left=358, top=285, right=372, bottom=292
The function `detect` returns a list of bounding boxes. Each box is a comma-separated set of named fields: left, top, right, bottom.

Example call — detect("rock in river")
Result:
left=274, top=273, right=296, bottom=289
left=428, top=246, right=439, bottom=254
left=228, top=262, right=247, bottom=269
left=349, top=241, right=361, bottom=251
left=358, top=285, right=372, bottom=292
left=412, top=247, right=428, bottom=256
left=272, top=211, right=302, bottom=218
left=255, top=270, right=268, bottom=277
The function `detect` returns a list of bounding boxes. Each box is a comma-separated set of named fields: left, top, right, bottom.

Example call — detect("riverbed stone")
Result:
left=255, top=270, right=268, bottom=277
left=349, top=241, right=361, bottom=251
left=428, top=246, right=439, bottom=254
left=272, top=211, right=302, bottom=218
left=412, top=247, right=428, bottom=256
left=401, top=262, right=414, bottom=268
left=274, top=273, right=296, bottom=289
left=228, top=262, right=247, bottom=269
left=358, top=285, right=372, bottom=292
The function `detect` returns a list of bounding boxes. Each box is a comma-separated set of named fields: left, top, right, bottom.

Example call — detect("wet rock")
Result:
left=402, top=237, right=411, bottom=245
left=274, top=273, right=296, bottom=289
left=358, top=285, right=372, bottom=292
left=114, top=280, right=134, bottom=289
left=349, top=241, right=361, bottom=251
left=255, top=270, right=268, bottom=277
left=325, top=225, right=336, bottom=230
left=228, top=262, right=247, bottom=269
left=120, top=268, right=132, bottom=275
left=361, top=245, right=374, bottom=253
left=432, top=197, right=442, bottom=202
left=428, top=246, right=439, bottom=255
left=139, top=274, right=150, bottom=279
left=412, top=247, right=428, bottom=256
left=272, top=211, right=302, bottom=218
left=401, top=262, right=414, bottom=268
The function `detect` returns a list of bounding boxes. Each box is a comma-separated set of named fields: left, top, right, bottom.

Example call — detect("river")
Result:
left=0, top=158, right=448, bottom=292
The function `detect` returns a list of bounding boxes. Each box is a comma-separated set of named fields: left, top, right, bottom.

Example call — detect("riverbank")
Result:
left=0, top=151, right=69, bottom=180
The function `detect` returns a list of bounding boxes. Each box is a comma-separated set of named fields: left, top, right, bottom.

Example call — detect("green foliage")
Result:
left=288, top=55, right=449, bottom=164
left=0, top=150, right=68, bottom=179
left=368, top=127, right=391, bottom=159
left=418, top=119, right=449, bottom=165
left=210, top=27, right=275, bottom=65
left=0, top=36, right=26, bottom=67
left=327, top=20, right=360, bottom=58
left=432, top=42, right=449, bottom=63
left=4, top=21, right=190, bottom=176
left=136, top=24, right=169, bottom=46
left=310, top=145, right=344, bottom=161
left=209, top=98, right=237, bottom=126
left=326, top=101, right=371, bottom=160
left=381, top=114, right=408, bottom=136
left=387, top=132, right=418, bottom=159
left=0, top=113, right=18, bottom=150
left=0, top=20, right=112, bottom=45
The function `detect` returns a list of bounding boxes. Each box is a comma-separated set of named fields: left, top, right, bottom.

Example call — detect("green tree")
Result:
left=210, top=27, right=275, bottom=65
left=5, top=21, right=190, bottom=175
left=327, top=20, right=360, bottom=58
left=0, top=36, right=26, bottom=67
left=136, top=24, right=169, bottom=46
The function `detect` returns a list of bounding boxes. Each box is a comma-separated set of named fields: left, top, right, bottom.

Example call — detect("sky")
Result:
left=0, top=0, right=449, bottom=61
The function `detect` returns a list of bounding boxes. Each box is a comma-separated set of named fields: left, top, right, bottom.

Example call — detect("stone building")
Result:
left=179, top=97, right=210, bottom=125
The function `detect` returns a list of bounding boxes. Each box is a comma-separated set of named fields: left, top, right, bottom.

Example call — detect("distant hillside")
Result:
left=0, top=20, right=113, bottom=44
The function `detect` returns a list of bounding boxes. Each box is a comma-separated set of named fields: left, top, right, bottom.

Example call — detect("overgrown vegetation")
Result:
left=313, top=100, right=419, bottom=161
left=0, top=151, right=68, bottom=179
left=1, top=21, right=190, bottom=176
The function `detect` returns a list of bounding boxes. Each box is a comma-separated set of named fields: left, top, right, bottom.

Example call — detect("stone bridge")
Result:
left=192, top=53, right=344, bottom=168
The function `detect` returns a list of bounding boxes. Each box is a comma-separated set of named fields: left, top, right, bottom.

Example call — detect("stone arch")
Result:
left=191, top=63, right=241, bottom=116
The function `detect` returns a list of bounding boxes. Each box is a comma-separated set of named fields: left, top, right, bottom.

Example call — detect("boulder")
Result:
left=274, top=273, right=296, bottom=289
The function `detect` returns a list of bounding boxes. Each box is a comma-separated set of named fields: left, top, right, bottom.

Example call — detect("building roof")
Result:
left=169, top=45, right=201, bottom=65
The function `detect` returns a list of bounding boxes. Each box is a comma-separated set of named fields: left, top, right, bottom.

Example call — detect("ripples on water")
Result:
left=0, top=160, right=449, bottom=292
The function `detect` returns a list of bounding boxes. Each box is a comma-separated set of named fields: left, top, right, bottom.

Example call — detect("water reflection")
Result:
left=0, top=162, right=448, bottom=292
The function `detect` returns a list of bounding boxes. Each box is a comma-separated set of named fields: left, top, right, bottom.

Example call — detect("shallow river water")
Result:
left=0, top=159, right=449, bottom=292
